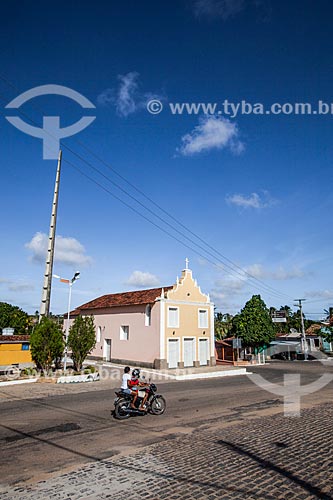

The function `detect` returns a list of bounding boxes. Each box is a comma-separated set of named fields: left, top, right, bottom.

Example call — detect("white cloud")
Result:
left=271, top=268, right=305, bottom=280
left=8, top=282, right=35, bottom=292
left=97, top=72, right=139, bottom=116
left=226, top=191, right=276, bottom=209
left=0, top=278, right=34, bottom=292
left=197, top=257, right=209, bottom=267
left=192, top=0, right=271, bottom=21
left=215, top=278, right=247, bottom=292
left=245, top=264, right=305, bottom=280
left=210, top=287, right=244, bottom=313
left=212, top=264, right=305, bottom=303
left=212, top=277, right=249, bottom=308
left=193, top=0, right=245, bottom=20
left=126, top=271, right=160, bottom=288
left=178, top=115, right=244, bottom=156
left=25, top=232, right=93, bottom=267
left=116, top=71, right=140, bottom=117
left=210, top=290, right=227, bottom=302
left=97, top=72, right=164, bottom=117
left=96, top=88, right=114, bottom=107
left=305, top=290, right=333, bottom=300
left=244, top=263, right=265, bottom=277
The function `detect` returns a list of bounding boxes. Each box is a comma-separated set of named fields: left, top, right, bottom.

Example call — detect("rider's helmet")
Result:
left=132, top=368, right=140, bottom=378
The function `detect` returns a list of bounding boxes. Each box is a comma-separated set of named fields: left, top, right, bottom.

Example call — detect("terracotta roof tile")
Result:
left=0, top=335, right=30, bottom=342
left=215, top=339, right=231, bottom=346
left=305, top=324, right=322, bottom=335
left=71, top=286, right=173, bottom=315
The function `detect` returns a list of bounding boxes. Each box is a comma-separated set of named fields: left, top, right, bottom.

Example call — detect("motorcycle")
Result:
left=113, top=382, right=166, bottom=419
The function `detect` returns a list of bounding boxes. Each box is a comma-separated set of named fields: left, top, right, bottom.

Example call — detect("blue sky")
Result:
left=1, top=0, right=332, bottom=320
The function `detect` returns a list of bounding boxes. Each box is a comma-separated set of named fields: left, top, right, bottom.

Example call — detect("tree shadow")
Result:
left=218, top=439, right=332, bottom=500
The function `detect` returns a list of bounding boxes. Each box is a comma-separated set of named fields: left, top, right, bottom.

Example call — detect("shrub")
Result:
left=68, top=315, right=96, bottom=371
left=30, top=317, right=64, bottom=372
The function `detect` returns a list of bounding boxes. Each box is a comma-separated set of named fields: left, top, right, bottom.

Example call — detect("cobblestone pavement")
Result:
left=1, top=402, right=332, bottom=500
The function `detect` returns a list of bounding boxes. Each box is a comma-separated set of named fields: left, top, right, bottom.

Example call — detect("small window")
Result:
left=120, top=325, right=129, bottom=341
left=97, top=326, right=102, bottom=343
left=145, top=305, right=152, bottom=326
left=198, top=309, right=208, bottom=328
left=21, top=343, right=29, bottom=351
left=168, top=307, right=179, bottom=328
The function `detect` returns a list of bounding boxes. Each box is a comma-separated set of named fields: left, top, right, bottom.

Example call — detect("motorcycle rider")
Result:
left=129, top=368, right=149, bottom=411
left=120, top=366, right=137, bottom=406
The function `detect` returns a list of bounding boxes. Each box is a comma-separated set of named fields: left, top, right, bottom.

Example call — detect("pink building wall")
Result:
left=84, top=302, right=160, bottom=365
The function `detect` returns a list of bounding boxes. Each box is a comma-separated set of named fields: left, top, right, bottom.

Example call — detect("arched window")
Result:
left=145, top=305, right=151, bottom=326
left=97, top=326, right=102, bottom=343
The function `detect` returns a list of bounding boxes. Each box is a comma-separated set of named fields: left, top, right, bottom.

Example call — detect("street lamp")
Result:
left=53, top=272, right=80, bottom=371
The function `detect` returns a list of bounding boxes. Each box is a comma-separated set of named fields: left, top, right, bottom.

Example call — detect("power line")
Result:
left=76, top=140, right=296, bottom=300
left=0, top=79, right=294, bottom=301
left=0, top=75, right=295, bottom=301
left=62, top=156, right=291, bottom=300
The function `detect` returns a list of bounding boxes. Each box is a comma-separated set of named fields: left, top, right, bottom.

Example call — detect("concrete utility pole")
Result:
left=39, top=150, right=62, bottom=321
left=295, top=298, right=308, bottom=360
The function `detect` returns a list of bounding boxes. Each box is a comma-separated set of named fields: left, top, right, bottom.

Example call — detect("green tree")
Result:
left=269, top=305, right=316, bottom=335
left=68, top=315, right=96, bottom=371
left=30, top=317, right=64, bottom=372
left=215, top=312, right=233, bottom=340
left=321, top=327, right=333, bottom=343
left=232, top=295, right=275, bottom=348
left=321, top=314, right=333, bottom=343
left=0, top=302, right=32, bottom=335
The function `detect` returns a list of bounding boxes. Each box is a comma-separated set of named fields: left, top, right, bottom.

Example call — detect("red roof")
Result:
left=215, top=339, right=231, bottom=347
left=0, top=335, right=30, bottom=343
left=71, top=286, right=173, bottom=315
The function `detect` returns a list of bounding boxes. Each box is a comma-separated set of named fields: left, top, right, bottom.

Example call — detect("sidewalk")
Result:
left=88, top=360, right=250, bottom=381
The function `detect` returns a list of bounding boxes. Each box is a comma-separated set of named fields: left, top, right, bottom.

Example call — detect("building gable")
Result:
left=166, top=269, right=209, bottom=304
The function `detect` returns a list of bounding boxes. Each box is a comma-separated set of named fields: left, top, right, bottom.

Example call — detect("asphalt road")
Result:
left=1, top=361, right=332, bottom=487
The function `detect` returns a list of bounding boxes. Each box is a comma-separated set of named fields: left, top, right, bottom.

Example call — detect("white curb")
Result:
left=86, top=361, right=250, bottom=381
left=0, top=378, right=38, bottom=387
left=57, top=373, right=100, bottom=384
left=174, top=368, right=249, bottom=381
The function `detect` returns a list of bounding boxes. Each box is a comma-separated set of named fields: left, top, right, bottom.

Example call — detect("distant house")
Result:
left=269, top=325, right=333, bottom=358
left=0, top=335, right=32, bottom=367
left=320, top=329, right=333, bottom=353
left=69, top=264, right=215, bottom=369
left=215, top=339, right=234, bottom=363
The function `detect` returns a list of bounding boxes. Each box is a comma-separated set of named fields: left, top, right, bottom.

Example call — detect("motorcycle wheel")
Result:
left=150, top=395, right=166, bottom=415
left=114, top=398, right=131, bottom=420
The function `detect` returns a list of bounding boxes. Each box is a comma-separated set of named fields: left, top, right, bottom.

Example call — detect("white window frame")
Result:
left=198, top=309, right=208, bottom=328
left=167, top=306, right=179, bottom=328
left=120, top=325, right=129, bottom=341
left=145, top=304, right=152, bottom=327
left=97, top=326, right=102, bottom=343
